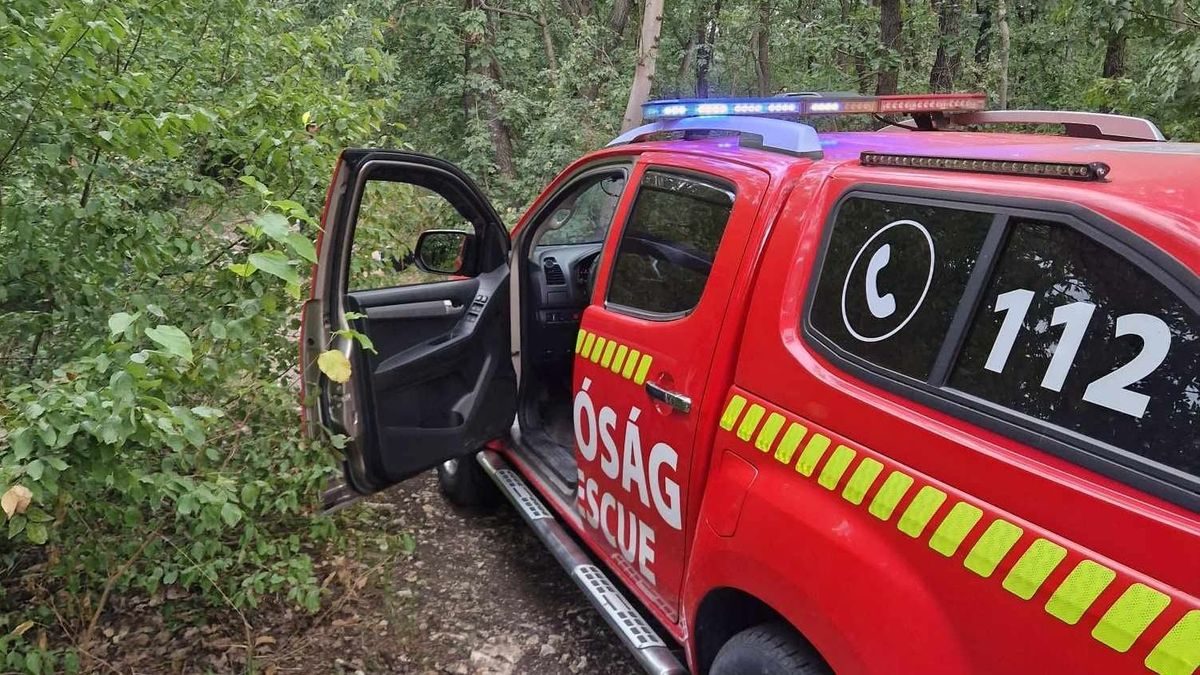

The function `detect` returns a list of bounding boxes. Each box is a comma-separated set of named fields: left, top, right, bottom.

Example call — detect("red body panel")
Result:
left=338, top=130, right=1200, bottom=674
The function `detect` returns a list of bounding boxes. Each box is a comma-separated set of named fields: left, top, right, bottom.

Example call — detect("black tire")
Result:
left=436, top=452, right=501, bottom=509
left=711, top=622, right=832, bottom=675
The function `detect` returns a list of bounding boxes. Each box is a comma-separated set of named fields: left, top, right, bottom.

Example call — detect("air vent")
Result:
left=543, top=258, right=566, bottom=286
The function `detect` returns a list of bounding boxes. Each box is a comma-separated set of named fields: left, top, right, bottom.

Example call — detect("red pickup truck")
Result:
left=301, top=93, right=1200, bottom=675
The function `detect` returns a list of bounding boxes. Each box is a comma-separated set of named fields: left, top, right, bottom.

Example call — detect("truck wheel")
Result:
left=436, top=453, right=501, bottom=509
left=711, top=622, right=831, bottom=675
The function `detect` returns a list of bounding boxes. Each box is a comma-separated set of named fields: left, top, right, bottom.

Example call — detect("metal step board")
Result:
left=476, top=451, right=688, bottom=675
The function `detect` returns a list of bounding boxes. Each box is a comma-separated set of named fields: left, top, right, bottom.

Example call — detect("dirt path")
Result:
left=89, top=471, right=643, bottom=674
left=277, top=472, right=641, bottom=674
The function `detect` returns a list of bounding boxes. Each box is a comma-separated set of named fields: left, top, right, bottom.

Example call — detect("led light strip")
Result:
left=718, top=390, right=1199, bottom=675
left=641, top=93, right=987, bottom=121
left=861, top=151, right=1112, bottom=181
left=575, top=328, right=655, bottom=386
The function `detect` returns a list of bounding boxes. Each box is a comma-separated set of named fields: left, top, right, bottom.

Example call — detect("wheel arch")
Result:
left=692, top=586, right=828, bottom=675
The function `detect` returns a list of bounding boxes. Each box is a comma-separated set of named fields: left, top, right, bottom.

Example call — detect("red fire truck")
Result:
left=302, top=93, right=1200, bottom=674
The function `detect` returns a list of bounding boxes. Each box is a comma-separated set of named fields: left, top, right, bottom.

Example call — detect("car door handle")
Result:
left=645, top=381, right=691, bottom=414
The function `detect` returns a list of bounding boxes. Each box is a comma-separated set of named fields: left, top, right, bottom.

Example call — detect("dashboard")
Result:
left=527, top=243, right=603, bottom=362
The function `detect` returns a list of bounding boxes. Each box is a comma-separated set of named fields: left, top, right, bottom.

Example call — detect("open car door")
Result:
left=301, top=150, right=516, bottom=498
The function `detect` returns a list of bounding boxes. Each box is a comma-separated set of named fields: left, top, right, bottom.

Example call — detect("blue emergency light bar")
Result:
left=642, top=93, right=987, bottom=121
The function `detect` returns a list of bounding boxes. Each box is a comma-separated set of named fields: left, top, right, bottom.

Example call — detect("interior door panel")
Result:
left=348, top=267, right=515, bottom=485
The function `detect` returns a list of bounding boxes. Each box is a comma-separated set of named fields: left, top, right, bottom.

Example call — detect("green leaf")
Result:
left=285, top=232, right=317, bottom=263
left=190, top=406, right=224, bottom=419
left=247, top=251, right=299, bottom=286
left=221, top=502, right=243, bottom=527
left=26, top=460, right=44, bottom=481
left=107, top=311, right=138, bottom=336
left=227, top=262, right=256, bottom=277
left=144, top=325, right=193, bottom=361
left=254, top=212, right=290, bottom=241
left=239, top=175, right=272, bottom=196
left=241, top=483, right=260, bottom=508
left=26, top=522, right=48, bottom=545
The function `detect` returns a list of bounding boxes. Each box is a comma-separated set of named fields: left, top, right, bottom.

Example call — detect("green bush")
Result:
left=0, top=0, right=396, bottom=667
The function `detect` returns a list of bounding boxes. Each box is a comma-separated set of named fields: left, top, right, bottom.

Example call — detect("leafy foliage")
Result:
left=0, top=0, right=396, bottom=667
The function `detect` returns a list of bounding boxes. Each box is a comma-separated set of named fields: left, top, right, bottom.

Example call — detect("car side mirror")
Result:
left=414, top=229, right=473, bottom=275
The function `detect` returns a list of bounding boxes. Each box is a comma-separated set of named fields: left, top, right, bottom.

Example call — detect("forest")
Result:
left=1, top=0, right=1198, bottom=670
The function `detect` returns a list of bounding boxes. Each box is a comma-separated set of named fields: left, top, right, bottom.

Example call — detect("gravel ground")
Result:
left=300, top=471, right=642, bottom=674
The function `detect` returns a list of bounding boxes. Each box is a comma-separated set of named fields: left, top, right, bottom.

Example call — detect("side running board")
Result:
left=476, top=451, right=688, bottom=675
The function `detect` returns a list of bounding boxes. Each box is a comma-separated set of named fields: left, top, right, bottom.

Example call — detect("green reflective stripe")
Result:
left=842, top=457, right=883, bottom=505
left=1145, top=610, right=1200, bottom=675
left=817, top=445, right=856, bottom=490
left=633, top=354, right=653, bottom=385
left=581, top=333, right=596, bottom=358
left=963, top=519, right=1024, bottom=578
left=1003, top=539, right=1068, bottom=600
left=590, top=336, right=607, bottom=362
left=600, top=340, right=617, bottom=367
left=868, top=471, right=914, bottom=521
left=774, top=423, right=807, bottom=464
left=1045, top=560, right=1116, bottom=625
left=719, top=395, right=748, bottom=431
left=736, top=405, right=766, bottom=442
left=754, top=413, right=786, bottom=452
left=575, top=329, right=588, bottom=353
left=897, top=486, right=947, bottom=538
left=795, top=434, right=832, bottom=477
left=611, top=344, right=628, bottom=373
left=1092, top=583, right=1171, bottom=653
left=929, top=502, right=983, bottom=557
left=622, top=349, right=641, bottom=379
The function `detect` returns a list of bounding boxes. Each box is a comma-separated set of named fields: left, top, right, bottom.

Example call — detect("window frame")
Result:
left=602, top=167, right=738, bottom=322
left=802, top=184, right=1200, bottom=513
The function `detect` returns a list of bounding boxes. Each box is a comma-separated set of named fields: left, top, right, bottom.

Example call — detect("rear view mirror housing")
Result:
left=414, top=229, right=474, bottom=275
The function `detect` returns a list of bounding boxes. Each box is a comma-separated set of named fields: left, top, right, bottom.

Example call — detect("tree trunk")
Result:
left=471, top=1, right=516, bottom=179
left=1102, top=30, right=1126, bottom=78
left=561, top=0, right=591, bottom=24
left=621, top=0, right=666, bottom=131
left=752, top=0, right=771, bottom=95
left=876, top=0, right=902, bottom=95
left=695, top=0, right=723, bottom=97
left=609, top=0, right=632, bottom=39
left=538, top=14, right=559, bottom=74
left=929, top=0, right=962, bottom=91
left=973, top=0, right=991, bottom=74
left=997, top=0, right=1009, bottom=108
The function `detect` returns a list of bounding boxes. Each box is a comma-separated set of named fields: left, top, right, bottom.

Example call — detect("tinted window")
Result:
left=950, top=218, right=1200, bottom=476
left=606, top=171, right=734, bottom=315
left=810, top=197, right=992, bottom=379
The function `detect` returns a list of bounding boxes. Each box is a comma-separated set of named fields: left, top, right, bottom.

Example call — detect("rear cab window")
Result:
left=805, top=189, right=1200, bottom=508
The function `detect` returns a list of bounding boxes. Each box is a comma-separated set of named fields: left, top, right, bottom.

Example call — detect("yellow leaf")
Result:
left=1, top=485, right=33, bottom=519
left=317, top=350, right=351, bottom=383
left=12, top=620, right=34, bottom=637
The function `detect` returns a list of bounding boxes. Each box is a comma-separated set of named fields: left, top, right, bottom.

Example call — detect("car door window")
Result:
left=606, top=170, right=735, bottom=316
left=349, top=181, right=474, bottom=291
left=949, top=218, right=1200, bottom=477
left=535, top=173, right=626, bottom=247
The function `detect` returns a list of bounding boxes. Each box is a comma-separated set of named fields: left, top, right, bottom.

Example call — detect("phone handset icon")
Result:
left=865, top=244, right=897, bottom=319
